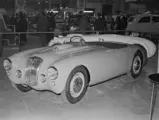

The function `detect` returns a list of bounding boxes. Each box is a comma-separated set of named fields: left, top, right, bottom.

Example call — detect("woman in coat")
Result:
left=37, top=12, right=49, bottom=46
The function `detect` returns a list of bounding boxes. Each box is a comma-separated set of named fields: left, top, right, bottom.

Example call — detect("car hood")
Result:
left=9, top=44, right=108, bottom=65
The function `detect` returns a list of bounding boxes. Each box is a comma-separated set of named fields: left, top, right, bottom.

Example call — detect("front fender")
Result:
left=52, top=60, right=83, bottom=94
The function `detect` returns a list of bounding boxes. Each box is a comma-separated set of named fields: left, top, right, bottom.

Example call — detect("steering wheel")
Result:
left=79, top=38, right=86, bottom=45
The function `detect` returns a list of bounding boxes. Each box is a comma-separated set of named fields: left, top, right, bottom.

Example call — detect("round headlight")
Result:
left=3, top=58, right=12, bottom=70
left=47, top=66, right=58, bottom=80
left=16, top=70, right=22, bottom=78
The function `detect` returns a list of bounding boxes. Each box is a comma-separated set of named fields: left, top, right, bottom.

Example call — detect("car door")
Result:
left=88, top=43, right=131, bottom=85
left=137, top=16, right=151, bottom=32
left=103, top=45, right=131, bottom=77
left=151, top=16, right=159, bottom=33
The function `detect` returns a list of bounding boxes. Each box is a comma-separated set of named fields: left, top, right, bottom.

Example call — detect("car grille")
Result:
left=25, top=57, right=43, bottom=86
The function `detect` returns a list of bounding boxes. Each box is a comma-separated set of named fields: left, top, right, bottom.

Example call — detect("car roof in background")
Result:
left=127, top=13, right=159, bottom=22
left=132, top=13, right=159, bottom=17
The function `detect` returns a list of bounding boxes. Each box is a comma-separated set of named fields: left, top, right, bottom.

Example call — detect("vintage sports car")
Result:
left=3, top=34, right=156, bottom=104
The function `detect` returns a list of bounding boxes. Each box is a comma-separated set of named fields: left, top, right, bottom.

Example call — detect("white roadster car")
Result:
left=3, top=34, right=156, bottom=104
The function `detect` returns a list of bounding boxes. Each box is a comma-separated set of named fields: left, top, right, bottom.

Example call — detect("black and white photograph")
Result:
left=0, top=0, right=159, bottom=120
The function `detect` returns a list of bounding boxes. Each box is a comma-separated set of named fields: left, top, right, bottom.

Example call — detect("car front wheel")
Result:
left=11, top=83, right=32, bottom=92
left=61, top=66, right=89, bottom=104
left=131, top=51, right=143, bottom=78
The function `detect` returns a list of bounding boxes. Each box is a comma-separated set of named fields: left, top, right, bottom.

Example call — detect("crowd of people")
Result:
left=65, top=11, right=128, bottom=35
left=0, top=10, right=128, bottom=51
left=9, top=11, right=56, bottom=46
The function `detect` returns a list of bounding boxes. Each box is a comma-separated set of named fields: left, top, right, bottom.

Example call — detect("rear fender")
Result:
left=126, top=45, right=138, bottom=71
left=134, top=44, right=148, bottom=66
left=127, top=44, right=148, bottom=73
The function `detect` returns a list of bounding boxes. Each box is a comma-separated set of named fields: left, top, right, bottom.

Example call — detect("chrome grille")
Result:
left=25, top=56, right=43, bottom=86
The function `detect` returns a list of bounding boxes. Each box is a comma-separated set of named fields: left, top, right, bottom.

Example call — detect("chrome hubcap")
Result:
left=70, top=72, right=85, bottom=98
left=133, top=56, right=142, bottom=74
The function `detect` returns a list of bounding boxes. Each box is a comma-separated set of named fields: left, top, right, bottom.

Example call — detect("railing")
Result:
left=0, top=30, right=158, bottom=48
left=2, top=25, right=17, bottom=46
left=1, top=29, right=159, bottom=43
left=0, top=29, right=159, bottom=67
left=0, top=30, right=158, bottom=47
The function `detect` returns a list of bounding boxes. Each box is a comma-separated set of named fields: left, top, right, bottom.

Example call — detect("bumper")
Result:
left=7, top=68, right=65, bottom=94
left=29, top=75, right=65, bottom=94
left=5, top=58, right=67, bottom=94
left=7, top=64, right=27, bottom=85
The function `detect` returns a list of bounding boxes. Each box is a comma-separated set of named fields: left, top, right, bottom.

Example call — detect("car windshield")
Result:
left=152, top=16, right=159, bottom=23
left=65, top=36, right=128, bottom=49
left=128, top=16, right=134, bottom=22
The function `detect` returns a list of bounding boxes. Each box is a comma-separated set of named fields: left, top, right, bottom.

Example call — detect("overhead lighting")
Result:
left=83, top=11, right=93, bottom=13
left=125, top=0, right=137, bottom=2
left=53, top=11, right=59, bottom=13
left=50, top=9, right=59, bottom=13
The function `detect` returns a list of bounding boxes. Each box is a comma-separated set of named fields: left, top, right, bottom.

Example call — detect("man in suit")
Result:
left=37, top=11, right=49, bottom=46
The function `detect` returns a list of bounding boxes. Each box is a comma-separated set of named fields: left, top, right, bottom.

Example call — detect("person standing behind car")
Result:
left=47, top=12, right=56, bottom=42
left=10, top=14, right=17, bottom=25
left=37, top=11, right=49, bottom=47
left=65, top=13, right=70, bottom=32
left=115, top=11, right=127, bottom=34
left=79, top=14, right=89, bottom=34
left=94, top=13, right=105, bottom=34
left=15, top=13, right=19, bottom=31
left=16, top=12, right=28, bottom=45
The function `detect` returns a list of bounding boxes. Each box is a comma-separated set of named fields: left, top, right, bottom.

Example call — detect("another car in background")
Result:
left=126, top=12, right=159, bottom=39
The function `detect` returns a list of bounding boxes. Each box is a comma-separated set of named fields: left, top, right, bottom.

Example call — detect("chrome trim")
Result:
left=3, top=58, right=12, bottom=70
left=25, top=56, right=43, bottom=86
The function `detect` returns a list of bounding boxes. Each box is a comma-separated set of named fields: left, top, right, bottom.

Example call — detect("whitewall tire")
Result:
left=131, top=51, right=143, bottom=78
left=61, top=66, right=89, bottom=104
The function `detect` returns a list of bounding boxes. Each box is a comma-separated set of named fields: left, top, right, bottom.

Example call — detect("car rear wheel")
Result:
left=61, top=66, right=89, bottom=104
left=131, top=51, right=143, bottom=78
left=11, top=83, right=32, bottom=92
